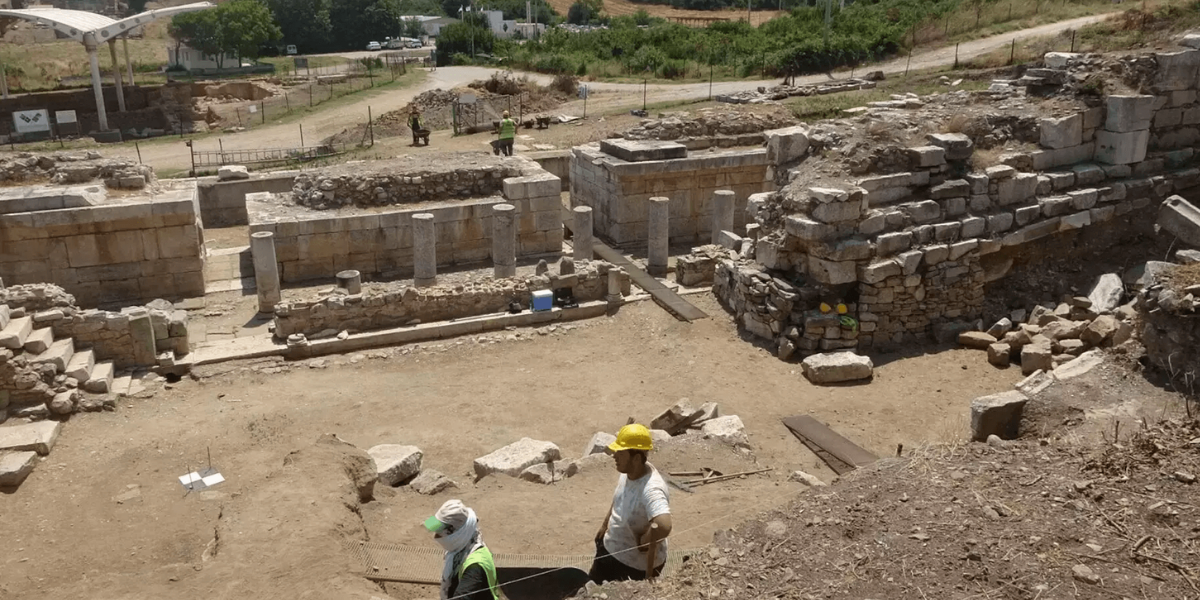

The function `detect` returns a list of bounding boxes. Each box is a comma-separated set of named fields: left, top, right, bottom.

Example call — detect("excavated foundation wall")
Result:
left=703, top=47, right=1200, bottom=358
left=272, top=260, right=613, bottom=337
left=569, top=145, right=770, bottom=247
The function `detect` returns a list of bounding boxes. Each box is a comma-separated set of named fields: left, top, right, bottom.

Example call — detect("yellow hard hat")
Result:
left=819, top=302, right=832, bottom=314
left=836, top=303, right=848, bottom=314
left=608, top=424, right=653, bottom=453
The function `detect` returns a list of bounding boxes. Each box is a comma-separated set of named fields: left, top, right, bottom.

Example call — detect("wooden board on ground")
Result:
left=782, top=415, right=879, bottom=475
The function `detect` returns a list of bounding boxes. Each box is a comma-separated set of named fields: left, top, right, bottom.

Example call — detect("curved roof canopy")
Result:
left=0, top=2, right=214, bottom=44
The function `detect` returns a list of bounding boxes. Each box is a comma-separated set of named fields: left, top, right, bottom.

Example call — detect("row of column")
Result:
left=250, top=190, right=737, bottom=313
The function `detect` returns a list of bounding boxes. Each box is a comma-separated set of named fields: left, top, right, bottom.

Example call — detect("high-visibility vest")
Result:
left=499, top=118, right=516, bottom=140
left=457, top=546, right=499, bottom=600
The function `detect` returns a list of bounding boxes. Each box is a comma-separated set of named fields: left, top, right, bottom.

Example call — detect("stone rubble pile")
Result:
left=957, top=273, right=1136, bottom=373
left=620, top=107, right=797, bottom=143
left=715, top=77, right=879, bottom=105
left=970, top=348, right=1108, bottom=441
left=0, top=152, right=156, bottom=190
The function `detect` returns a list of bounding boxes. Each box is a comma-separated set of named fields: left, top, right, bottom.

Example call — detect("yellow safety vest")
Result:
left=458, top=546, right=499, bottom=600
left=499, top=118, right=516, bottom=140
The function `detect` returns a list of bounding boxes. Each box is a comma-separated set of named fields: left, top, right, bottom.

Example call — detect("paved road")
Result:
left=120, top=13, right=1113, bottom=173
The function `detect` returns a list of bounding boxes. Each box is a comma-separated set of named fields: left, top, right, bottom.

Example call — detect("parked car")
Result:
left=408, top=40, right=423, bottom=48
left=366, top=41, right=382, bottom=51
left=286, top=44, right=298, bottom=55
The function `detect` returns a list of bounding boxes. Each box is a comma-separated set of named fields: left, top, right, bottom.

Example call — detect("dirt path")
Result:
left=0, top=295, right=1021, bottom=600
left=108, top=13, right=1112, bottom=174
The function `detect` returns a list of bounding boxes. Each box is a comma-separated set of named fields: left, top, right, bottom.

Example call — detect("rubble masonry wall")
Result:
left=569, top=145, right=770, bottom=247
left=0, top=188, right=206, bottom=307
left=196, top=172, right=298, bottom=228
left=272, top=260, right=611, bottom=337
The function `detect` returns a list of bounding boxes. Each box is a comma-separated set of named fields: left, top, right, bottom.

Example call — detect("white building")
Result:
left=166, top=43, right=247, bottom=72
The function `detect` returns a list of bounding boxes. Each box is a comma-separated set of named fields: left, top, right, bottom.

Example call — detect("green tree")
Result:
left=126, top=0, right=148, bottom=16
left=567, top=0, right=601, bottom=24
left=401, top=16, right=427, bottom=37
left=441, top=0, right=468, bottom=18
left=169, top=10, right=222, bottom=67
left=434, top=17, right=494, bottom=65
left=331, top=0, right=406, bottom=48
left=218, top=0, right=282, bottom=62
left=267, top=0, right=334, bottom=53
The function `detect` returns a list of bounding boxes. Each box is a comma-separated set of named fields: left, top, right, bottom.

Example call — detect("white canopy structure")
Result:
left=0, top=2, right=214, bottom=131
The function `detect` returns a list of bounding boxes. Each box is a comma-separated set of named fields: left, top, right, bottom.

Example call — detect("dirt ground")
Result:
left=0, top=294, right=1021, bottom=599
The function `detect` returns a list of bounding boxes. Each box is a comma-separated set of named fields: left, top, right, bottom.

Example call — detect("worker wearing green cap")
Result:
left=425, top=499, right=498, bottom=600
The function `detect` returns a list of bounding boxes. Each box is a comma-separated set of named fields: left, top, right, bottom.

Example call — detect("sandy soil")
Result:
left=0, top=294, right=1021, bottom=599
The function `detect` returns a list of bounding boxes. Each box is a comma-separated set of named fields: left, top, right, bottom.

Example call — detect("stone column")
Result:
left=108, top=39, right=126, bottom=113
left=337, top=270, right=361, bottom=295
left=492, top=203, right=517, bottom=278
left=250, top=231, right=282, bottom=313
left=84, top=34, right=109, bottom=132
left=572, top=205, right=594, bottom=262
left=413, top=213, right=437, bottom=287
left=607, top=268, right=623, bottom=301
left=711, top=189, right=735, bottom=244
left=647, top=197, right=670, bottom=277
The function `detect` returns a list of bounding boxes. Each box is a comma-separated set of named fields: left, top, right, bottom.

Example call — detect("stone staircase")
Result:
left=1, top=304, right=122, bottom=418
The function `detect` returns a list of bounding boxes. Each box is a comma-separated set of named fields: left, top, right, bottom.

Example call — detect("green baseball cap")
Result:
left=424, top=515, right=447, bottom=532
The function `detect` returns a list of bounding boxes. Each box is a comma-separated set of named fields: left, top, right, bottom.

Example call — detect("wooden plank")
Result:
left=782, top=415, right=878, bottom=472
left=562, top=207, right=708, bottom=322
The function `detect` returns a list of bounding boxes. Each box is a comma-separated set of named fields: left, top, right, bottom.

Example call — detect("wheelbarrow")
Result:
left=413, top=128, right=431, bottom=146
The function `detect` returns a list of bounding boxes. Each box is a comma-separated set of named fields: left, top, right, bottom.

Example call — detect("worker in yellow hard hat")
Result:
left=588, top=424, right=673, bottom=584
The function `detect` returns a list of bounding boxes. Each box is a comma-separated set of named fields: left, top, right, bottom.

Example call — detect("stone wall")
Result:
left=0, top=153, right=156, bottom=189
left=196, top=171, right=297, bottom=228
left=272, top=260, right=614, bottom=337
left=1140, top=266, right=1200, bottom=389
left=250, top=172, right=562, bottom=283
left=290, top=159, right=525, bottom=209
left=526, top=150, right=571, bottom=191
left=0, top=185, right=206, bottom=307
left=569, top=143, right=771, bottom=247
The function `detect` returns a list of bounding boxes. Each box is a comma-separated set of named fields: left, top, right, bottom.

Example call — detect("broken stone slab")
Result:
left=1043, top=52, right=1080, bottom=69
left=0, top=420, right=62, bottom=455
left=217, top=165, right=250, bottom=181
left=970, top=390, right=1029, bottom=441
left=987, top=342, right=1012, bottom=367
left=0, top=451, right=38, bottom=487
left=649, top=429, right=672, bottom=446
left=519, top=463, right=555, bottom=485
left=1053, top=349, right=1104, bottom=381
left=1158, top=195, right=1200, bottom=248
left=1080, top=315, right=1119, bottom=346
left=1176, top=249, right=1200, bottom=264
left=1015, top=370, right=1054, bottom=396
left=801, top=352, right=874, bottom=384
left=1086, top=273, right=1124, bottom=313
left=700, top=415, right=748, bottom=447
left=650, top=400, right=704, bottom=435
left=927, top=132, right=974, bottom=160
left=583, top=431, right=616, bottom=456
left=49, top=390, right=77, bottom=415
left=409, top=469, right=458, bottom=495
left=367, top=444, right=423, bottom=486
left=958, top=331, right=997, bottom=349
left=473, top=438, right=562, bottom=479
left=1124, top=261, right=1175, bottom=289
left=986, top=317, right=1013, bottom=338
left=788, top=470, right=827, bottom=487
left=693, top=402, right=720, bottom=425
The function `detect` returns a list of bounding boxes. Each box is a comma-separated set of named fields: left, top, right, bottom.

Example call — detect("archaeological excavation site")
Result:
left=2, top=35, right=1200, bottom=600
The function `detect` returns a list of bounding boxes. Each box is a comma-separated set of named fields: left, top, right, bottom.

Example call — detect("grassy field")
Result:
left=0, top=28, right=170, bottom=92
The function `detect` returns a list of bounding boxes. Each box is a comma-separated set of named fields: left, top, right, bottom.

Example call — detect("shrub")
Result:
left=551, top=73, right=580, bottom=94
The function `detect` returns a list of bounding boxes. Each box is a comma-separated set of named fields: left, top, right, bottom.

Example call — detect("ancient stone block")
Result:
left=801, top=352, right=873, bottom=384
left=473, top=438, right=562, bottom=479
left=1105, top=95, right=1156, bottom=132
left=1040, top=113, right=1083, bottom=149
left=368, top=444, right=423, bottom=486
left=1095, top=129, right=1150, bottom=165
left=970, top=390, right=1028, bottom=441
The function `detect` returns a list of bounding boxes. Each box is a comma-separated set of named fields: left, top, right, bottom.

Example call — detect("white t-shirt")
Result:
left=603, top=463, right=671, bottom=570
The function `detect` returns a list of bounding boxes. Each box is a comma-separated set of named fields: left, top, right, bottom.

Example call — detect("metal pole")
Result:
left=905, top=48, right=912, bottom=76
left=108, top=40, right=126, bottom=113
left=300, top=123, right=304, bottom=147
left=954, top=42, right=960, bottom=68
left=0, top=65, right=8, bottom=99
left=368, top=106, right=374, bottom=146
left=709, top=63, right=713, bottom=99
left=643, top=78, right=647, bottom=111
left=1071, top=30, right=1076, bottom=52
left=135, top=141, right=141, bottom=163
left=261, top=101, right=265, bottom=124
left=1009, top=39, right=1015, bottom=65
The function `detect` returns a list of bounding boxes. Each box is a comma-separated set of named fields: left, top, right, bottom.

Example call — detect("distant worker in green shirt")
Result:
left=497, top=110, right=516, bottom=156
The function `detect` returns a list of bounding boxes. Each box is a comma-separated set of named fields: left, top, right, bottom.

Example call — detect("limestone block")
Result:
left=970, top=390, right=1028, bottom=441
left=858, top=259, right=902, bottom=284
left=599, top=139, right=687, bottom=162
left=987, top=213, right=1014, bottom=233
left=986, top=165, right=1016, bottom=179
left=83, top=361, right=114, bottom=393
left=0, top=420, right=61, bottom=455
left=930, top=179, right=970, bottom=199
left=784, top=216, right=834, bottom=242
left=0, top=316, right=33, bottom=350
left=1105, top=95, right=1156, bottom=132
left=802, top=352, right=873, bottom=384
left=31, top=338, right=74, bottom=372
left=1095, top=129, right=1149, bottom=165
left=987, top=342, right=1012, bottom=367
left=1157, top=195, right=1200, bottom=247
left=0, top=451, right=38, bottom=488
left=944, top=197, right=967, bottom=217
left=896, top=250, right=923, bottom=275
left=409, top=469, right=458, bottom=495
left=1087, top=273, right=1124, bottom=313
left=902, top=200, right=942, bottom=223
left=65, top=348, right=95, bottom=383
left=959, top=331, right=997, bottom=349
left=473, top=438, right=562, bottom=479
left=765, top=125, right=810, bottom=164
left=217, top=165, right=250, bottom=181
left=997, top=173, right=1039, bottom=206
left=368, top=444, right=423, bottom=486
left=22, top=326, right=53, bottom=354
left=1020, top=342, right=1053, bottom=375
left=876, top=231, right=912, bottom=257
left=927, top=133, right=974, bottom=160
left=1080, top=315, right=1120, bottom=346
left=1043, top=52, right=1080, bottom=68
left=987, top=318, right=1013, bottom=338
left=1072, top=163, right=1105, bottom=185
left=908, top=145, right=946, bottom=167
left=519, top=463, right=555, bottom=485
left=701, top=415, right=748, bottom=447
left=966, top=174, right=989, bottom=194
left=1059, top=211, right=1091, bottom=231
left=562, top=453, right=612, bottom=479
left=807, top=256, right=858, bottom=285
left=857, top=173, right=912, bottom=191
left=1153, top=49, right=1200, bottom=91
left=811, top=200, right=861, bottom=224
left=810, top=239, right=872, bottom=261
left=1040, top=113, right=1083, bottom=149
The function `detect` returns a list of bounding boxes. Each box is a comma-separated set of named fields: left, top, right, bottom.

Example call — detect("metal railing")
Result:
left=188, top=141, right=348, bottom=171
